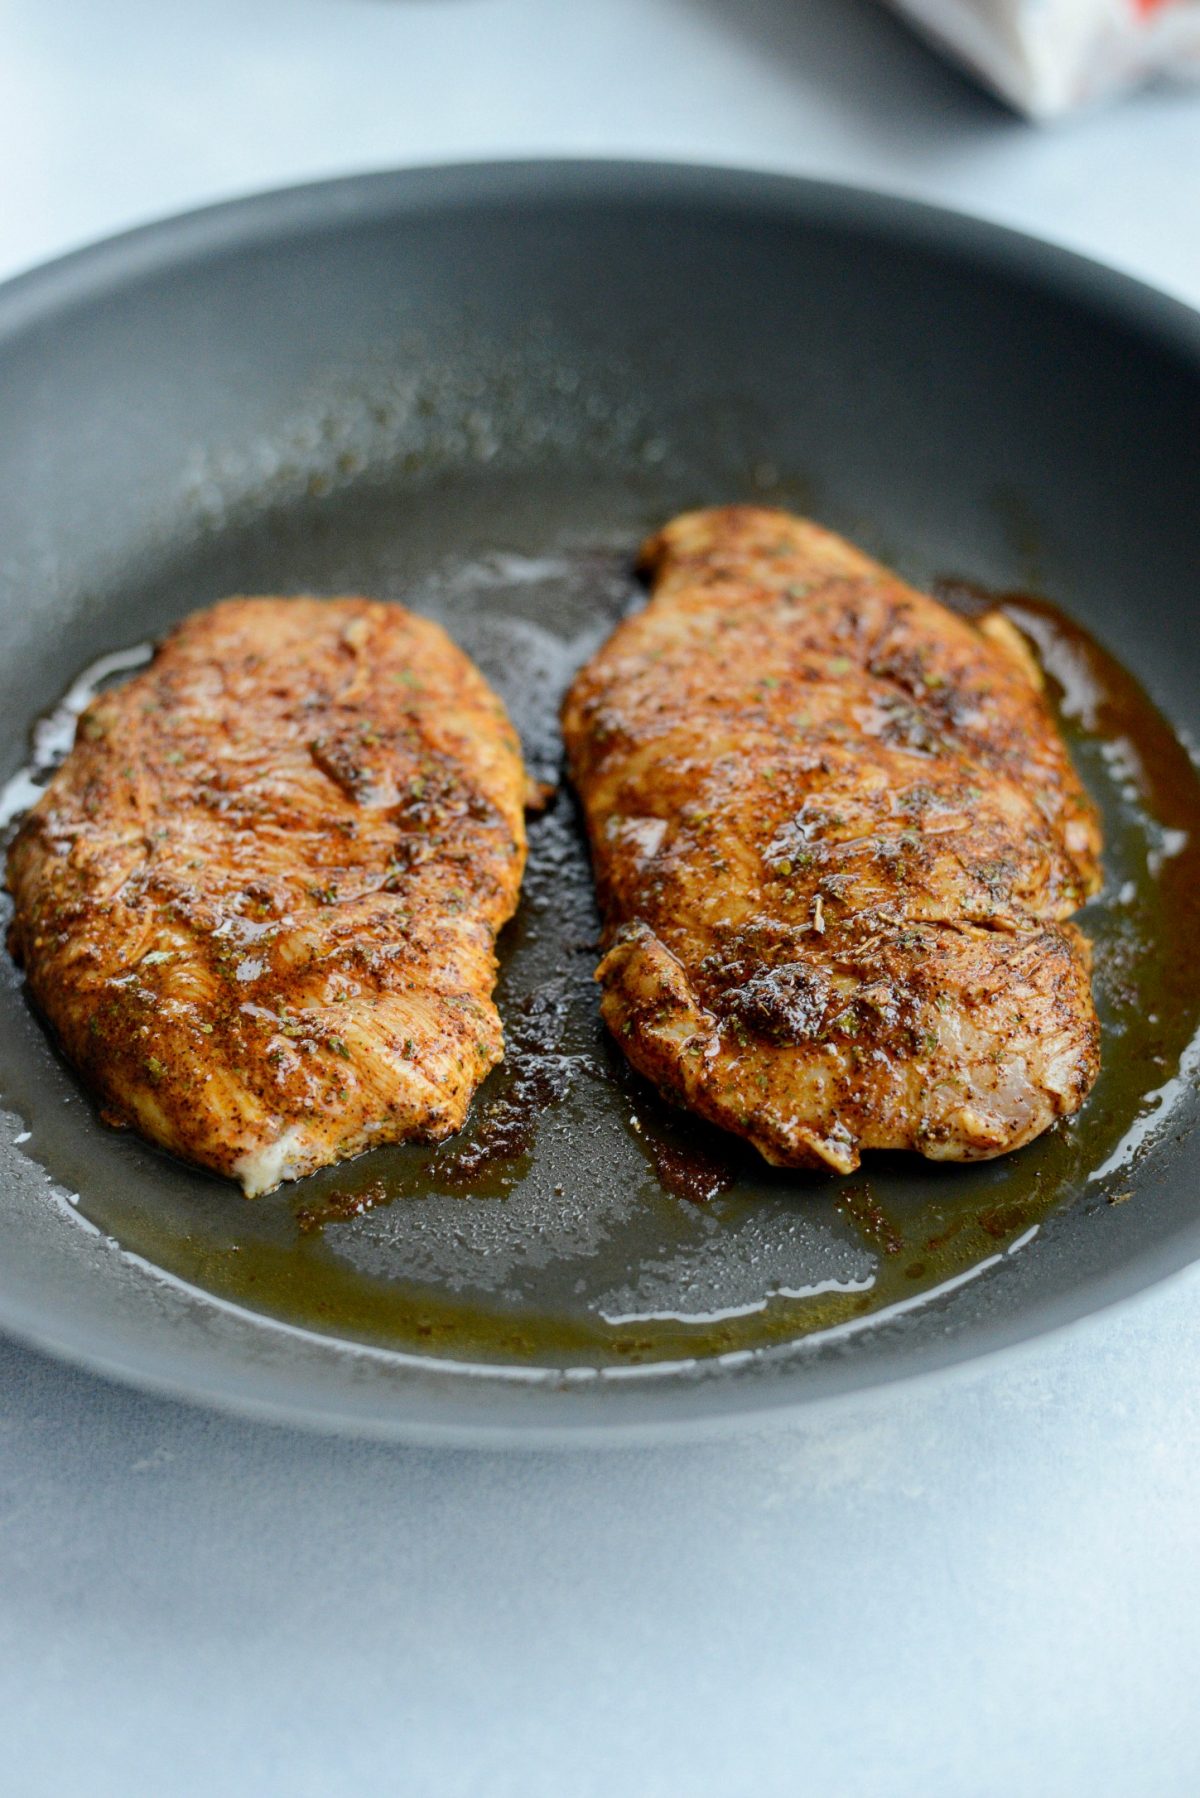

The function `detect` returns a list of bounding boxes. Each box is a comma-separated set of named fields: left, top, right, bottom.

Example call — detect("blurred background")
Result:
left=3, top=0, right=1198, bottom=296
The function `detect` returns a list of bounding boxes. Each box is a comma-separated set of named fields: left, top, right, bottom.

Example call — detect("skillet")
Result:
left=1, top=160, right=1198, bottom=1444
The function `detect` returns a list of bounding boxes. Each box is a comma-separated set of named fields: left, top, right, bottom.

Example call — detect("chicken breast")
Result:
left=562, top=508, right=1103, bottom=1173
left=7, top=597, right=527, bottom=1194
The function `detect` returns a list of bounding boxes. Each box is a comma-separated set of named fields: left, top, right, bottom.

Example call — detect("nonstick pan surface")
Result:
left=1, top=161, right=1199, bottom=1444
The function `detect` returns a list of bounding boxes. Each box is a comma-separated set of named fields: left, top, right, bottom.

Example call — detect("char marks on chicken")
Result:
left=7, top=597, right=528, bottom=1193
left=562, top=508, right=1102, bottom=1172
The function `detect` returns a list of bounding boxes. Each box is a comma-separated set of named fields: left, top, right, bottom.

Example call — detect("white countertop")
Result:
left=3, top=3, right=1200, bottom=1793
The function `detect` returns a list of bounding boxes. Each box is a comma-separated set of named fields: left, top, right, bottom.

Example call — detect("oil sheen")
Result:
left=3, top=497, right=1199, bottom=1370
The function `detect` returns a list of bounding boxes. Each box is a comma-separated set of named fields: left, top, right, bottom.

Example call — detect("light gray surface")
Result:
left=1, top=2, right=1199, bottom=1794
left=3, top=1293, right=1199, bottom=1798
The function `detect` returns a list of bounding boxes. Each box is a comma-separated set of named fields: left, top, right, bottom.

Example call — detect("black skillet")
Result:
left=1, top=162, right=1198, bottom=1443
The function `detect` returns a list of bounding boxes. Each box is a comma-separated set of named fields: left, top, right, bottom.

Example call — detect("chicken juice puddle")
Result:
left=2, top=523, right=1199, bottom=1369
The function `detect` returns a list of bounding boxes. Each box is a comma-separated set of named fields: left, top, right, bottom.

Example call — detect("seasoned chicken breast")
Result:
left=563, top=508, right=1103, bottom=1173
left=7, top=597, right=527, bottom=1194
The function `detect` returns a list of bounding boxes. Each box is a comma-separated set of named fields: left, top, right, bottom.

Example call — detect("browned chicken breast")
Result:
left=7, top=597, right=527, bottom=1193
left=563, top=508, right=1103, bottom=1173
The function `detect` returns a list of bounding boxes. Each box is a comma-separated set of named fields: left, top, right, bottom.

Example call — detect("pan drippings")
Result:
left=3, top=488, right=1199, bottom=1369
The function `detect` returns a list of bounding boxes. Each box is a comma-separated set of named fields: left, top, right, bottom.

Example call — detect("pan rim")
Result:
left=2, top=156, right=1198, bottom=358
left=2, top=156, right=1198, bottom=1444
left=0, top=1226, right=1196, bottom=1447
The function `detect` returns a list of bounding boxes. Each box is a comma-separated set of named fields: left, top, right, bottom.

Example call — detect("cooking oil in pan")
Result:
left=2, top=496, right=1199, bottom=1369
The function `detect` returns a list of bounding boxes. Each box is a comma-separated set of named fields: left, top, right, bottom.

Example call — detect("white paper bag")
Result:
left=887, top=0, right=1200, bottom=115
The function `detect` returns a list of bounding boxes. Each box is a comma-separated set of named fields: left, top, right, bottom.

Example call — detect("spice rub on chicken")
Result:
left=6, top=597, right=528, bottom=1194
left=562, top=508, right=1103, bottom=1173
